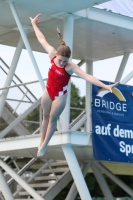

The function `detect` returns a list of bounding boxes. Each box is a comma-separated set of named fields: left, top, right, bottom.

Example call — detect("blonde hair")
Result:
left=56, top=27, right=71, bottom=58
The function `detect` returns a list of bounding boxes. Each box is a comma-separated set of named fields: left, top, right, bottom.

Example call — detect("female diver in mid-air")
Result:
left=30, top=14, right=119, bottom=157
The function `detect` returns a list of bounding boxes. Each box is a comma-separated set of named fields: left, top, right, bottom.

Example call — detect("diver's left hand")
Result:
left=105, top=81, right=120, bottom=93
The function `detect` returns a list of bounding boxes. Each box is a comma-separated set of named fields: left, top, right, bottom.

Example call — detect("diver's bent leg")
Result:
left=38, top=89, right=52, bottom=150
left=37, top=121, right=57, bottom=157
left=37, top=94, right=67, bottom=157
left=38, top=117, right=49, bottom=150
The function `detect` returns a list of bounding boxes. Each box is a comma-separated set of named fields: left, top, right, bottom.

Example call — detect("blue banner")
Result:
left=92, top=81, right=133, bottom=163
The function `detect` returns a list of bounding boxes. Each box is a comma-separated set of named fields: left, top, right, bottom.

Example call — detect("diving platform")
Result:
left=0, top=132, right=133, bottom=176
left=0, top=131, right=92, bottom=159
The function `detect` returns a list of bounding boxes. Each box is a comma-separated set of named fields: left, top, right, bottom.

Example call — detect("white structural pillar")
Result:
left=60, top=14, right=74, bottom=129
left=8, top=0, right=45, bottom=90
left=0, top=159, right=44, bottom=200
left=62, top=145, right=92, bottom=200
left=115, top=51, right=130, bottom=82
left=0, top=37, right=24, bottom=117
left=65, top=162, right=91, bottom=200
left=91, top=164, right=114, bottom=200
left=95, top=162, right=133, bottom=196
left=0, top=168, right=14, bottom=200
left=86, top=61, right=93, bottom=133
left=61, top=14, right=92, bottom=200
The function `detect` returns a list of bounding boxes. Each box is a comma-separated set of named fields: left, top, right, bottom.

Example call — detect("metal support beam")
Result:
left=60, top=14, right=74, bottom=129
left=86, top=61, right=93, bottom=133
left=0, top=159, right=44, bottom=200
left=12, top=159, right=20, bottom=171
left=115, top=51, right=130, bottom=82
left=62, top=145, right=92, bottom=200
left=0, top=37, right=24, bottom=117
left=12, top=91, right=28, bottom=115
left=65, top=162, right=91, bottom=200
left=63, top=14, right=74, bottom=57
left=13, top=160, right=53, bottom=197
left=8, top=158, right=37, bottom=186
left=121, top=70, right=133, bottom=84
left=74, top=7, right=133, bottom=31
left=78, top=60, right=85, bottom=67
left=32, top=127, right=40, bottom=135
left=0, top=193, right=5, bottom=200
left=8, top=0, right=45, bottom=90
left=0, top=57, right=37, bottom=102
left=69, top=112, right=87, bottom=131
left=95, top=162, right=133, bottom=197
left=0, top=98, right=41, bottom=138
left=0, top=77, right=47, bottom=91
left=0, top=168, right=14, bottom=200
left=91, top=163, right=114, bottom=200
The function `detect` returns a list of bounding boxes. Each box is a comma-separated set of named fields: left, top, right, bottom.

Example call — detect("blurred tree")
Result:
left=24, top=106, right=40, bottom=133
left=0, top=117, right=17, bottom=137
left=70, top=82, right=85, bottom=122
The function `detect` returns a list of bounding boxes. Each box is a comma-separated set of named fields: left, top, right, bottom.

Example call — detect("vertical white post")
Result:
left=0, top=37, right=24, bottom=117
left=65, top=162, right=91, bottom=200
left=91, top=164, right=114, bottom=200
left=86, top=61, right=93, bottom=133
left=60, top=14, right=74, bottom=129
left=62, top=145, right=92, bottom=200
left=115, top=51, right=130, bottom=82
left=0, top=159, right=44, bottom=200
left=0, top=168, right=14, bottom=200
left=61, top=14, right=91, bottom=200
left=63, top=14, right=74, bottom=54
left=8, top=0, right=45, bottom=90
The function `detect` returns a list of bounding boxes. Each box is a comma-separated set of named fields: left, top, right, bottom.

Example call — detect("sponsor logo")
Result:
left=94, top=87, right=127, bottom=112
left=55, top=69, right=65, bottom=76
left=96, top=87, right=126, bottom=101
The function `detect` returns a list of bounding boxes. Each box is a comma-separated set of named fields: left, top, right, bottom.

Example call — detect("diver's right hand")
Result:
left=29, top=14, right=41, bottom=25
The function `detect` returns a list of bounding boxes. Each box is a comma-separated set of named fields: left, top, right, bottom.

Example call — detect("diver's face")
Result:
left=56, top=55, right=69, bottom=67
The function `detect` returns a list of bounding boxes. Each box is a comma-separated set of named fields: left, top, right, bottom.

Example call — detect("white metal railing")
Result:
left=0, top=57, right=37, bottom=102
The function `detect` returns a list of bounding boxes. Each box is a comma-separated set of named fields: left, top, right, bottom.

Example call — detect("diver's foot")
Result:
left=37, top=145, right=47, bottom=157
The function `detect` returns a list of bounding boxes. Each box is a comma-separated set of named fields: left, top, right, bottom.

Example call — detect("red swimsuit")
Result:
left=46, top=56, right=71, bottom=100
